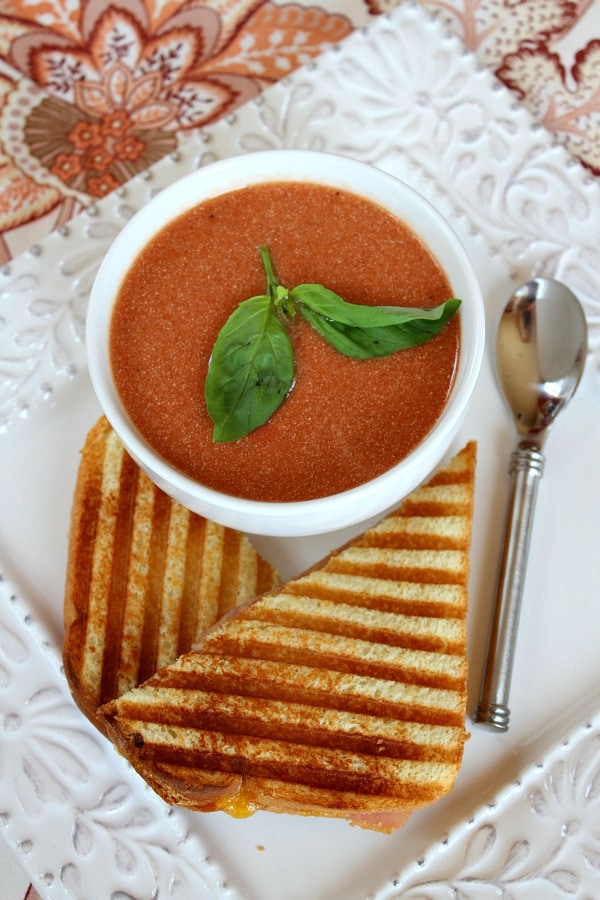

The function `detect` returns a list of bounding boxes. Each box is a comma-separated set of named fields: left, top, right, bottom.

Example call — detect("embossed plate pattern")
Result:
left=1, top=4, right=600, bottom=898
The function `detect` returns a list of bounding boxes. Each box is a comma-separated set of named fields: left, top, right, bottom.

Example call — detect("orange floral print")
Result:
left=68, top=120, right=104, bottom=148
left=113, top=133, right=145, bottom=160
left=100, top=109, right=132, bottom=137
left=84, top=145, right=113, bottom=170
left=51, top=152, right=83, bottom=179
left=88, top=171, right=120, bottom=197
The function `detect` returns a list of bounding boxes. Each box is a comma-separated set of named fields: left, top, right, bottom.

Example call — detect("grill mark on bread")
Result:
left=112, top=719, right=458, bottom=799
left=178, top=513, right=206, bottom=653
left=139, top=698, right=462, bottom=739
left=82, top=428, right=123, bottom=705
left=203, top=621, right=466, bottom=691
left=157, top=504, right=191, bottom=667
left=137, top=488, right=172, bottom=684
left=360, top=515, right=470, bottom=550
left=193, top=520, right=224, bottom=637
left=101, top=445, right=139, bottom=704
left=244, top=594, right=465, bottom=653
left=150, top=654, right=465, bottom=726
left=115, top=688, right=464, bottom=761
left=326, top=547, right=468, bottom=585
left=219, top=528, right=244, bottom=618
left=284, top=573, right=467, bottom=619
left=117, top=470, right=156, bottom=696
left=399, top=484, right=472, bottom=518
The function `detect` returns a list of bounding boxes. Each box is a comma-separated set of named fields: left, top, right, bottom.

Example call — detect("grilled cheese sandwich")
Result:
left=63, top=416, right=281, bottom=729
left=100, top=442, right=476, bottom=831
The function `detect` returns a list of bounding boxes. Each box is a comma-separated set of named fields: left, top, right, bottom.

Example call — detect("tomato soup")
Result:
left=110, top=182, right=459, bottom=502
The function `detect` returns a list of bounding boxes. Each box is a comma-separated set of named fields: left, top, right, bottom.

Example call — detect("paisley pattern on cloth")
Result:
left=0, top=0, right=597, bottom=260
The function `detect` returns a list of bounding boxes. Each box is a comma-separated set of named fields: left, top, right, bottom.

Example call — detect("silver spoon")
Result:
left=474, top=277, right=588, bottom=731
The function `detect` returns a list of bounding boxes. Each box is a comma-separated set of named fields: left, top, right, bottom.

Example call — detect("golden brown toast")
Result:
left=63, top=417, right=281, bottom=729
left=100, top=443, right=476, bottom=831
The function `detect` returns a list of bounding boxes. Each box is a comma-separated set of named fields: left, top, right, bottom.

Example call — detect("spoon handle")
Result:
left=474, top=443, right=545, bottom=731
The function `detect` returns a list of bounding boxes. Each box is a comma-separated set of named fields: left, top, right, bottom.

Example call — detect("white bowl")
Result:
left=86, top=149, right=485, bottom=536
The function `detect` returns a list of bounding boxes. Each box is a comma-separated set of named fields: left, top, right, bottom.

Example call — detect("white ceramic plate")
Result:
left=1, top=4, right=600, bottom=898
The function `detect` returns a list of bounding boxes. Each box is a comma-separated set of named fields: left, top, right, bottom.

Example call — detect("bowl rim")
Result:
left=86, top=149, right=485, bottom=534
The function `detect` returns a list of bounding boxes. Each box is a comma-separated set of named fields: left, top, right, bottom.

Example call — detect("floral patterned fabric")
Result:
left=0, top=0, right=597, bottom=261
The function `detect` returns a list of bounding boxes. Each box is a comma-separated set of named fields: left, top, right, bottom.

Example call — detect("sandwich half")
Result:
left=63, top=416, right=281, bottom=728
left=100, top=442, right=476, bottom=831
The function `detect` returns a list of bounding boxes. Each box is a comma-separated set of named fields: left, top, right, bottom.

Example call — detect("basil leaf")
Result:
left=291, top=283, right=460, bottom=328
left=205, top=294, right=294, bottom=442
left=293, top=283, right=461, bottom=359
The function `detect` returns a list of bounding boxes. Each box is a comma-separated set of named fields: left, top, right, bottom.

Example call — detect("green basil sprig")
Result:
left=295, top=284, right=460, bottom=359
left=204, top=293, right=294, bottom=443
left=205, top=246, right=460, bottom=442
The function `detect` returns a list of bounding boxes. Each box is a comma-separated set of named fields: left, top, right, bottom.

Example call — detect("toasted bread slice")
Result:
left=100, top=443, right=476, bottom=831
left=63, top=417, right=281, bottom=728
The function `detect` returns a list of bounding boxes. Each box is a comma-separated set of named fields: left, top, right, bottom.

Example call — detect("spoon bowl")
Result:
left=497, top=278, right=587, bottom=443
left=474, top=277, right=587, bottom=731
